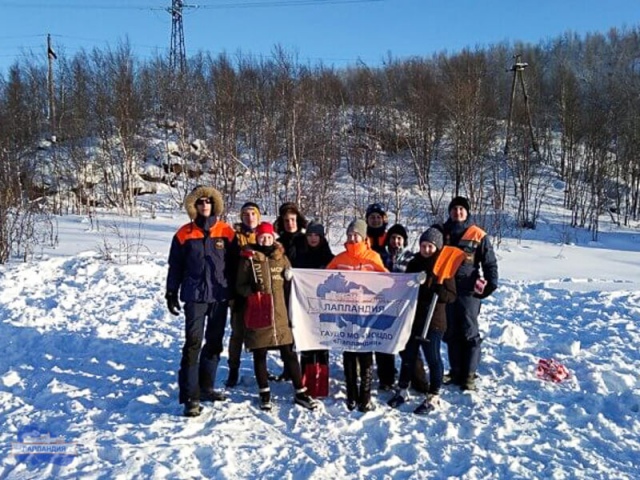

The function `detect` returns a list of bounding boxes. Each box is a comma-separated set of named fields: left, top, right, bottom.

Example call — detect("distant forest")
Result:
left=1, top=26, right=640, bottom=261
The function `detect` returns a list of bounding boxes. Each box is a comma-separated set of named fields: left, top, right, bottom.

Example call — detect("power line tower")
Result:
left=168, top=0, right=193, bottom=73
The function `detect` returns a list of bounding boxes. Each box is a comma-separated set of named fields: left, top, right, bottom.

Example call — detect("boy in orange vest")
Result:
left=438, top=196, right=499, bottom=391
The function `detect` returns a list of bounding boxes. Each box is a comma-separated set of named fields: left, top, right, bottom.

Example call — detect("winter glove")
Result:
left=431, top=283, right=445, bottom=298
left=251, top=278, right=264, bottom=294
left=165, top=291, right=181, bottom=316
left=416, top=271, right=427, bottom=285
left=283, top=268, right=293, bottom=281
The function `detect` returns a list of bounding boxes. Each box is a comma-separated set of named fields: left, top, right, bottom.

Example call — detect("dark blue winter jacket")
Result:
left=167, top=215, right=239, bottom=303
left=441, top=218, right=499, bottom=297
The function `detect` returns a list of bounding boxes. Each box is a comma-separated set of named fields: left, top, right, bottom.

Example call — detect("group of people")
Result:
left=165, top=186, right=499, bottom=417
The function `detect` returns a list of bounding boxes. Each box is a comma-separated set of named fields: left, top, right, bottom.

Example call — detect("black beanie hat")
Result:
left=241, top=201, right=260, bottom=213
left=365, top=202, right=386, bottom=219
left=385, top=224, right=408, bottom=247
left=306, top=221, right=325, bottom=237
left=419, top=227, right=444, bottom=251
left=448, top=196, right=470, bottom=213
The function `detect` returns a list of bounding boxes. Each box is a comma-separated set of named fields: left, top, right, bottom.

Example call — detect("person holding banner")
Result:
left=387, top=227, right=456, bottom=414
left=439, top=196, right=499, bottom=391
left=381, top=224, right=430, bottom=394
left=235, top=221, right=319, bottom=412
left=288, top=221, right=334, bottom=269
left=288, top=221, right=335, bottom=397
left=326, top=218, right=388, bottom=412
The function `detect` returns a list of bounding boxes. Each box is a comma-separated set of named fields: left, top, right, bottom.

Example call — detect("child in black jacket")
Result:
left=387, top=227, right=456, bottom=414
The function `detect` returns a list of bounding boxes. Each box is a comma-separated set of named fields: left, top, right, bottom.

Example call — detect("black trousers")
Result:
left=253, top=344, right=303, bottom=390
left=178, top=301, right=228, bottom=403
left=444, top=294, right=482, bottom=379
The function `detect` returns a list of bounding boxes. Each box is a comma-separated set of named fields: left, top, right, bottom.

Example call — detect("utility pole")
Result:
left=47, top=33, right=57, bottom=142
left=47, top=34, right=61, bottom=213
left=504, top=54, right=537, bottom=155
left=168, top=0, right=196, bottom=74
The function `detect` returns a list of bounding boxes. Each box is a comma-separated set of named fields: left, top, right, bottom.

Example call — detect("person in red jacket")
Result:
left=326, top=219, right=387, bottom=412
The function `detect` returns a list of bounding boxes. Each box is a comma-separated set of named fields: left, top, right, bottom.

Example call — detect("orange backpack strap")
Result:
left=458, top=225, right=487, bottom=264
left=461, top=225, right=487, bottom=242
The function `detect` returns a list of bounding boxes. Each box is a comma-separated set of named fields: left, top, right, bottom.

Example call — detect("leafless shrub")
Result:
left=96, top=215, right=150, bottom=264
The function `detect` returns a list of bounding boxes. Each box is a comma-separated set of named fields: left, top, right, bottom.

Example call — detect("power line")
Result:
left=0, top=0, right=382, bottom=9
left=0, top=34, right=48, bottom=39
left=0, top=2, right=160, bottom=10
left=190, top=0, right=383, bottom=8
left=0, top=0, right=389, bottom=71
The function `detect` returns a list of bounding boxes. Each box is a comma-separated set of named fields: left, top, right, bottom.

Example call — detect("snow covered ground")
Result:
left=1, top=205, right=639, bottom=479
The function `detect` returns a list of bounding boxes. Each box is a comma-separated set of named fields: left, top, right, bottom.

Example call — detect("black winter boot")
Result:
left=201, top=390, right=228, bottom=402
left=387, top=388, right=408, bottom=409
left=460, top=374, right=477, bottom=391
left=259, top=388, right=272, bottom=411
left=183, top=400, right=202, bottom=417
left=414, top=394, right=440, bottom=415
left=344, top=354, right=359, bottom=411
left=294, top=388, right=319, bottom=410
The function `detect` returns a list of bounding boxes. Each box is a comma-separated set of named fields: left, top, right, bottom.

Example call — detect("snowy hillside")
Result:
left=1, top=205, right=640, bottom=479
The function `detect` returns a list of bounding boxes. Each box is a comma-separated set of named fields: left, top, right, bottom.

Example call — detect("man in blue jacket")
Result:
left=166, top=185, right=239, bottom=417
left=440, top=196, right=499, bottom=391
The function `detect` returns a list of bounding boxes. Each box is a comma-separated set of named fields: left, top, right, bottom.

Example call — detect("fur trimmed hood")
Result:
left=184, top=185, right=224, bottom=220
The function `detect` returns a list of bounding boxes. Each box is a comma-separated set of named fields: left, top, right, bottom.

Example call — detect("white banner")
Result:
left=289, top=269, right=422, bottom=354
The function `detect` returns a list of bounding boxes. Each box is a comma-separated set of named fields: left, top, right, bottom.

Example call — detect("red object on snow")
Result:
left=536, top=358, right=570, bottom=383
left=301, top=352, right=329, bottom=398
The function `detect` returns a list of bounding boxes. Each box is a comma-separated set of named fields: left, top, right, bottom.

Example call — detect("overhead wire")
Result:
left=0, top=0, right=387, bottom=69
left=0, top=0, right=382, bottom=9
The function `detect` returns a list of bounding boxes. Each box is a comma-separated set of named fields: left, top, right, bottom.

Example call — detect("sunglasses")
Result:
left=195, top=198, right=212, bottom=206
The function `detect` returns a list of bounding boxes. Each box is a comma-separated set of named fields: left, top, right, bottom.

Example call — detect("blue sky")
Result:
left=0, top=0, right=638, bottom=73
